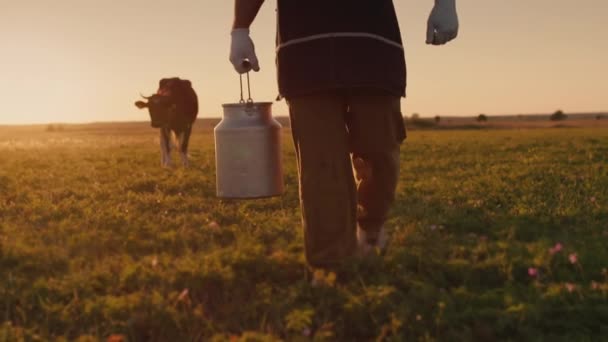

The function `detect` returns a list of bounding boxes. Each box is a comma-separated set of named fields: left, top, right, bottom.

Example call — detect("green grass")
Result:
left=1, top=126, right=607, bottom=341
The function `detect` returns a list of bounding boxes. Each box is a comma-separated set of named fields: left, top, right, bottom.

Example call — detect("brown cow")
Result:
left=135, top=77, right=198, bottom=167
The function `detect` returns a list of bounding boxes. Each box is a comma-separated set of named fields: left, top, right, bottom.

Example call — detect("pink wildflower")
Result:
left=550, top=243, right=563, bottom=254
left=302, top=328, right=311, bottom=337
left=591, top=281, right=600, bottom=290
left=569, top=253, right=578, bottom=264
left=528, top=268, right=538, bottom=277
left=565, top=283, right=576, bottom=293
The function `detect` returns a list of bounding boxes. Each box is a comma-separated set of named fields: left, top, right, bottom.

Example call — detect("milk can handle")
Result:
left=239, top=61, right=254, bottom=104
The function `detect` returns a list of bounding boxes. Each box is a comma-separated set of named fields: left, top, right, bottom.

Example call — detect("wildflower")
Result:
left=528, top=268, right=538, bottom=277
left=550, top=243, right=563, bottom=255
left=565, top=283, right=576, bottom=293
left=302, top=328, right=312, bottom=337
left=208, top=221, right=220, bottom=229
left=416, top=314, right=422, bottom=321
left=151, top=255, right=158, bottom=267
left=590, top=197, right=596, bottom=203
left=569, top=253, right=578, bottom=264
left=591, top=281, right=600, bottom=290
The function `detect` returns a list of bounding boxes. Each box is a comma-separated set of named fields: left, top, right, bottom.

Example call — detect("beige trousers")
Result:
left=287, top=93, right=406, bottom=268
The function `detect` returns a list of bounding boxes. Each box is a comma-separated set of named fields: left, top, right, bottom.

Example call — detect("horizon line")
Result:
left=1, top=111, right=607, bottom=127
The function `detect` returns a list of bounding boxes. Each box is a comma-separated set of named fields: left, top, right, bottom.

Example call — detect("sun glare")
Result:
left=0, top=33, right=95, bottom=125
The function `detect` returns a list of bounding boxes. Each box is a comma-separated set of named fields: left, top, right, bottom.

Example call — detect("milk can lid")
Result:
left=222, top=102, right=273, bottom=108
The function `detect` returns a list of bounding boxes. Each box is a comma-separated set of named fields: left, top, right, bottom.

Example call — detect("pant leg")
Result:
left=287, top=94, right=358, bottom=268
left=346, top=95, right=405, bottom=241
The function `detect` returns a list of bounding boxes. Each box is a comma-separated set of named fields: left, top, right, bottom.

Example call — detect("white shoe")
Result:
left=356, top=225, right=388, bottom=256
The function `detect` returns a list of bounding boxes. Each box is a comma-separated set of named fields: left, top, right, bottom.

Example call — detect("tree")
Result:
left=550, top=110, right=567, bottom=121
left=434, top=115, right=441, bottom=124
left=477, top=114, right=488, bottom=122
left=596, top=115, right=603, bottom=121
left=411, top=113, right=420, bottom=120
left=46, top=124, right=65, bottom=132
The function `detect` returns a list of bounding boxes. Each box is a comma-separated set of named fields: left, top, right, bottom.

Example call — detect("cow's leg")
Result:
left=159, top=127, right=172, bottom=167
left=178, top=125, right=192, bottom=167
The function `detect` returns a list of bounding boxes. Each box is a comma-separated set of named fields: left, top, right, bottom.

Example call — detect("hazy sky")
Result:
left=1, top=0, right=607, bottom=124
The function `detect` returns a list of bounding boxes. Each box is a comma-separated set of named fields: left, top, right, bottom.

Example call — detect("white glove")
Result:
left=229, top=28, right=260, bottom=74
left=426, top=0, right=459, bottom=45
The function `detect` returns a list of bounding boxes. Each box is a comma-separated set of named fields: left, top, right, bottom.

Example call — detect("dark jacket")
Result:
left=276, top=0, right=407, bottom=98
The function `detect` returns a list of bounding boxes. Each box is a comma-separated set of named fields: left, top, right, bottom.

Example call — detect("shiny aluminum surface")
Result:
left=214, top=102, right=284, bottom=198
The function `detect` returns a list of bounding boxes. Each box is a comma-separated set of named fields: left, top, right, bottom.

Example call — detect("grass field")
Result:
left=1, top=123, right=607, bottom=341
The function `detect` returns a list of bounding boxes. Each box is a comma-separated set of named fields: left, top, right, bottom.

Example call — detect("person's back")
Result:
left=275, top=0, right=406, bottom=99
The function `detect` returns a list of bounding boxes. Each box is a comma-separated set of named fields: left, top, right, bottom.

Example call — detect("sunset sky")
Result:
left=0, top=0, right=606, bottom=125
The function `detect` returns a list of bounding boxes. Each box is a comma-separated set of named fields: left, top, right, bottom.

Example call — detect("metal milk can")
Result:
left=214, top=71, right=284, bottom=199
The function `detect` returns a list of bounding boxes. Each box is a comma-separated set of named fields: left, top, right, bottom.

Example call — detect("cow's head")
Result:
left=135, top=93, right=174, bottom=128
